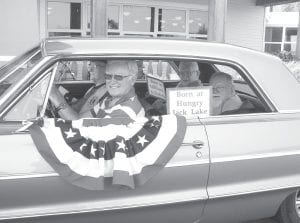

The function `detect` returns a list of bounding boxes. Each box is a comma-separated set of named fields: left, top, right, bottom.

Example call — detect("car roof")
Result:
left=42, top=37, right=273, bottom=61
left=41, top=38, right=300, bottom=112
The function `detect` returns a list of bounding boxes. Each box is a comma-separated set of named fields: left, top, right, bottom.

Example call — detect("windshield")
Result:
left=0, top=46, right=43, bottom=97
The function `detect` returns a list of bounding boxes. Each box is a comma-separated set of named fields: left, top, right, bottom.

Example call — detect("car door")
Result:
left=202, top=113, right=300, bottom=223
left=0, top=60, right=209, bottom=223
left=200, top=61, right=300, bottom=222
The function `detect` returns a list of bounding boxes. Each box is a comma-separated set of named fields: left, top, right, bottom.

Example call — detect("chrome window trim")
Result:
left=0, top=49, right=41, bottom=83
left=0, top=60, right=57, bottom=120
left=0, top=56, right=54, bottom=116
left=39, top=62, right=59, bottom=117
left=44, top=53, right=277, bottom=115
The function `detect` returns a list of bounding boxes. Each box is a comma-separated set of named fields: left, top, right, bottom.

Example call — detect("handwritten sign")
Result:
left=147, top=76, right=166, bottom=100
left=166, top=87, right=212, bottom=119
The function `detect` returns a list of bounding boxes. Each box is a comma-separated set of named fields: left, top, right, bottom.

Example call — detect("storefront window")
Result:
left=264, top=26, right=297, bottom=56
left=265, top=43, right=281, bottom=54
left=108, top=5, right=119, bottom=30
left=189, top=10, right=208, bottom=35
left=284, top=43, right=296, bottom=52
left=123, top=6, right=154, bottom=32
left=158, top=9, right=186, bottom=33
left=45, top=1, right=208, bottom=39
left=48, top=2, right=81, bottom=29
left=285, top=28, right=297, bottom=42
left=48, top=32, right=82, bottom=37
left=265, top=27, right=283, bottom=42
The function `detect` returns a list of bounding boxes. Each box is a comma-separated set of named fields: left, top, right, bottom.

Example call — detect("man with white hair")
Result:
left=49, top=60, right=144, bottom=120
left=209, top=72, right=243, bottom=115
left=177, top=61, right=202, bottom=87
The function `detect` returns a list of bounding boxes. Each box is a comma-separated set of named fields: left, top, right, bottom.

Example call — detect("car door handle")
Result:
left=182, top=140, right=204, bottom=149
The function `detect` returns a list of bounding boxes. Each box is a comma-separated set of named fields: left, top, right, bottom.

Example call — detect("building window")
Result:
left=264, top=26, right=297, bottom=56
left=47, top=0, right=90, bottom=37
left=108, top=5, right=208, bottom=39
left=158, top=9, right=186, bottom=33
left=47, top=1, right=83, bottom=37
left=108, top=5, right=119, bottom=30
left=45, top=1, right=208, bottom=40
left=189, top=10, right=208, bottom=35
left=123, top=6, right=154, bottom=33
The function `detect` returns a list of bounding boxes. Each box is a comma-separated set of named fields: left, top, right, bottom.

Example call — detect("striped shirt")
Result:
left=88, top=89, right=145, bottom=125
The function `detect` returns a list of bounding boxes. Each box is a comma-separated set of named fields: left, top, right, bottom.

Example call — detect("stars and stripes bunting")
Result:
left=29, top=115, right=186, bottom=190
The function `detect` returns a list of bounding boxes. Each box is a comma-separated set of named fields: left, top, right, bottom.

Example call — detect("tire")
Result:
left=276, top=191, right=300, bottom=223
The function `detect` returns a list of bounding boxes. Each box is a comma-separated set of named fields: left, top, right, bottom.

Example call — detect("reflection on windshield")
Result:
left=0, top=46, right=42, bottom=97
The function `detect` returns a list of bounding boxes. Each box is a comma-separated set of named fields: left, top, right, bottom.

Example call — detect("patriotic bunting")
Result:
left=29, top=115, right=186, bottom=190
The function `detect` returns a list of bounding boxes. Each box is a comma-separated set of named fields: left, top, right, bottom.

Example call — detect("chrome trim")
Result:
left=42, top=53, right=277, bottom=113
left=279, top=110, right=300, bottom=114
left=0, top=159, right=209, bottom=181
left=166, top=159, right=209, bottom=167
left=209, top=184, right=300, bottom=199
left=0, top=57, right=53, bottom=117
left=40, top=62, right=58, bottom=117
left=0, top=173, right=58, bottom=180
left=0, top=60, right=56, bottom=119
left=211, top=149, right=300, bottom=163
left=0, top=50, right=41, bottom=83
left=202, top=112, right=300, bottom=125
left=0, top=189, right=207, bottom=220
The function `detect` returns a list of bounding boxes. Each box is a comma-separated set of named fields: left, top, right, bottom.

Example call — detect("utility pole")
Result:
left=208, top=0, right=227, bottom=42
left=296, top=9, right=300, bottom=59
left=90, top=0, right=107, bottom=38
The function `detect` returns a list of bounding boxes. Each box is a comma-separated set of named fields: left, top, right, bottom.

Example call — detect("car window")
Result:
left=54, top=61, right=93, bottom=82
left=45, top=58, right=270, bottom=120
left=142, top=59, right=270, bottom=118
left=0, top=48, right=43, bottom=98
left=137, top=60, right=180, bottom=81
left=4, top=72, right=51, bottom=121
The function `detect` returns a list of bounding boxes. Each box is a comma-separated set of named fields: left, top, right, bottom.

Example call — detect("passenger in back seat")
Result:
left=209, top=72, right=243, bottom=115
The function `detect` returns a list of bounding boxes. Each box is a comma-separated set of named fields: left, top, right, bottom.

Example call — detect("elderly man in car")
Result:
left=209, top=72, right=243, bottom=115
left=176, top=61, right=202, bottom=88
left=49, top=60, right=145, bottom=120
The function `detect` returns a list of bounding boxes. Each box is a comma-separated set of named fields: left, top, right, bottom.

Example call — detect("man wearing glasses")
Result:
left=151, top=61, right=202, bottom=115
left=176, top=61, right=202, bottom=88
left=209, top=72, right=242, bottom=115
left=49, top=60, right=144, bottom=121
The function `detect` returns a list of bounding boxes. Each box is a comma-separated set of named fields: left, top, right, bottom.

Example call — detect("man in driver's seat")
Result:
left=49, top=60, right=145, bottom=121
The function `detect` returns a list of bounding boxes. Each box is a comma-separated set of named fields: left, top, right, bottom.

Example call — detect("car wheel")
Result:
left=276, top=190, right=300, bottom=223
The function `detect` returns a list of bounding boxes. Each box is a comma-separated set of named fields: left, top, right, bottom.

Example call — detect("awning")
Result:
left=256, top=0, right=300, bottom=6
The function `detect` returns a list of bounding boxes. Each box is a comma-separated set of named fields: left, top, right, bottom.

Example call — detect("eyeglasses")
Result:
left=105, top=74, right=131, bottom=81
left=180, top=70, right=200, bottom=76
left=213, top=85, right=226, bottom=93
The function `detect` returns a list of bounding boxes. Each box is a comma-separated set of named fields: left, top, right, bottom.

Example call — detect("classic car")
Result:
left=0, top=38, right=300, bottom=223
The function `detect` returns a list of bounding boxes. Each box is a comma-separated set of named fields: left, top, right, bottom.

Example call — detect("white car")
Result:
left=0, top=38, right=300, bottom=223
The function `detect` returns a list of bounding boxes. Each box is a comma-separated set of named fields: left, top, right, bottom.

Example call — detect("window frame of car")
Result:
left=0, top=57, right=58, bottom=122
left=0, top=54, right=277, bottom=123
